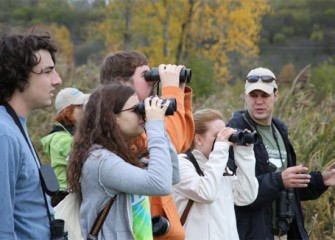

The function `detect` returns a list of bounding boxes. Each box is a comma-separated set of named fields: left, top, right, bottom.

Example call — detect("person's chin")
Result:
left=41, top=100, right=52, bottom=108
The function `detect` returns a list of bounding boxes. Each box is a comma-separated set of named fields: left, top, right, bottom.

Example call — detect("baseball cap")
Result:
left=55, top=88, right=90, bottom=113
left=245, top=67, right=278, bottom=94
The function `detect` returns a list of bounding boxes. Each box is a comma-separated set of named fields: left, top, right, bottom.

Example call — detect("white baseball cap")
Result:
left=55, top=88, right=90, bottom=113
left=245, top=67, right=278, bottom=94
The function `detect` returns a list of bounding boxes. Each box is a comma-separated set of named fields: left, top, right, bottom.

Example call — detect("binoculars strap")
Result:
left=1, top=102, right=53, bottom=223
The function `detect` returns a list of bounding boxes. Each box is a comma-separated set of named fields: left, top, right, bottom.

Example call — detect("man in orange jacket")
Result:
left=100, top=50, right=194, bottom=239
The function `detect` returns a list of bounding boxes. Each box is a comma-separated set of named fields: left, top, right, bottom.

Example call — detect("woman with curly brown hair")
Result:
left=67, top=84, right=178, bottom=240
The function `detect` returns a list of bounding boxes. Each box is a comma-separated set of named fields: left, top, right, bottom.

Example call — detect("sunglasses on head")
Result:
left=246, top=75, right=276, bottom=83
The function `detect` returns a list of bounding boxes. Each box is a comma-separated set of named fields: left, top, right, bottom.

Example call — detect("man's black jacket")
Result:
left=227, top=110, right=328, bottom=240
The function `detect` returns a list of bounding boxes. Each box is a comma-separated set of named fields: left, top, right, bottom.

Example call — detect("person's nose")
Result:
left=52, top=70, right=62, bottom=86
left=255, top=96, right=264, bottom=104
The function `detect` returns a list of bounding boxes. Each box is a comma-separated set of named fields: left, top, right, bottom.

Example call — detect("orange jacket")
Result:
left=150, top=85, right=194, bottom=240
left=162, top=85, right=194, bottom=153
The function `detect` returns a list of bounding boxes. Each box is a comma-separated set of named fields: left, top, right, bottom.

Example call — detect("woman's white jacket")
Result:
left=172, top=142, right=259, bottom=240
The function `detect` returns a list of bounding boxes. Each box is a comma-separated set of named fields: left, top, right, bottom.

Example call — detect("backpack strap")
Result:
left=180, top=150, right=204, bottom=226
left=87, top=196, right=116, bottom=240
left=180, top=200, right=194, bottom=226
left=185, top=150, right=204, bottom=176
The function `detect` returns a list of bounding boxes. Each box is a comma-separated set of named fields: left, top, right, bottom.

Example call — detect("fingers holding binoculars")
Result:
left=216, top=127, right=237, bottom=143
left=144, top=96, right=170, bottom=121
left=158, top=64, right=185, bottom=87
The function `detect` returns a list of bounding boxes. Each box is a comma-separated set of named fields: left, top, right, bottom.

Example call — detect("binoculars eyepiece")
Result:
left=144, top=67, right=192, bottom=83
left=228, top=129, right=259, bottom=145
left=136, top=97, right=177, bottom=116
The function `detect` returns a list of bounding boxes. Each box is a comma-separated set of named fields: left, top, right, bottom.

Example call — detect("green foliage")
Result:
left=310, top=62, right=335, bottom=102
left=260, top=0, right=335, bottom=72
left=273, top=32, right=286, bottom=43
left=188, top=56, right=215, bottom=99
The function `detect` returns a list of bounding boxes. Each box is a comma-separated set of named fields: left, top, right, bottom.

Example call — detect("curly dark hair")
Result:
left=67, top=84, right=148, bottom=192
left=0, top=27, right=57, bottom=103
left=100, top=50, right=148, bottom=85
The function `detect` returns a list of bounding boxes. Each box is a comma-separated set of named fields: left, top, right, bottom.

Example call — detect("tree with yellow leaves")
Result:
left=95, top=0, right=270, bottom=84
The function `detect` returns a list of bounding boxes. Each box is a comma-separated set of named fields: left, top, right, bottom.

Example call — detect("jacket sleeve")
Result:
left=244, top=172, right=284, bottom=209
left=173, top=142, right=230, bottom=203
left=297, top=171, right=328, bottom=200
left=162, top=86, right=194, bottom=153
left=165, top=132, right=180, bottom=185
left=240, top=170, right=328, bottom=209
left=183, top=86, right=194, bottom=151
left=232, top=145, right=259, bottom=206
left=228, top=145, right=284, bottom=209
left=99, top=120, right=172, bottom=196
left=0, top=133, right=18, bottom=239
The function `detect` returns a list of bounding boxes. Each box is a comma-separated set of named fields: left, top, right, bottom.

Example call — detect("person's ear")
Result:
left=115, top=113, right=121, bottom=126
left=194, top=134, right=202, bottom=146
left=274, top=90, right=279, bottom=102
left=120, top=80, right=131, bottom=86
left=62, top=107, right=70, bottom=115
left=118, top=77, right=134, bottom=88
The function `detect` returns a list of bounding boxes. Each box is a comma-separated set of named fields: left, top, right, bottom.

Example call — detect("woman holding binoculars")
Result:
left=67, top=84, right=179, bottom=240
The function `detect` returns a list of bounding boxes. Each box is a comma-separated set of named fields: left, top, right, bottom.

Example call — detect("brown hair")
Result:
left=190, top=108, right=224, bottom=150
left=53, top=105, right=77, bottom=126
left=100, top=50, right=148, bottom=85
left=67, top=84, right=147, bottom=192
left=0, top=27, right=57, bottom=102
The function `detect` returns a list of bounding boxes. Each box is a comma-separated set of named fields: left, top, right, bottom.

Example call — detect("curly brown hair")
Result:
left=0, top=26, right=57, bottom=103
left=67, top=84, right=148, bottom=192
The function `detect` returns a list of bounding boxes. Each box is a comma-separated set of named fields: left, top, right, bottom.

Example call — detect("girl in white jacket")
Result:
left=172, top=108, right=259, bottom=240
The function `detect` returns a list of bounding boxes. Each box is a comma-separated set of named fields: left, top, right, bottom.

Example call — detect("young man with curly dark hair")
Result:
left=0, top=27, right=62, bottom=239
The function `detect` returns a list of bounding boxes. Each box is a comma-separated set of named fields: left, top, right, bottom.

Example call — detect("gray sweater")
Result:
left=80, top=120, right=179, bottom=239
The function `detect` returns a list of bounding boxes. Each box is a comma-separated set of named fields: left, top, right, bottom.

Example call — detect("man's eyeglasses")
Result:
left=246, top=75, right=276, bottom=83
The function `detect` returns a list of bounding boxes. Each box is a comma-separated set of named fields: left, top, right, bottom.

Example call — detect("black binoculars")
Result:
left=228, top=129, right=259, bottom=145
left=276, top=189, right=295, bottom=231
left=277, top=189, right=295, bottom=219
left=137, top=97, right=177, bottom=116
left=144, top=67, right=192, bottom=83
